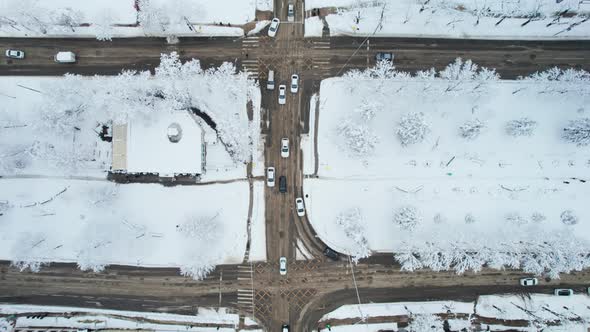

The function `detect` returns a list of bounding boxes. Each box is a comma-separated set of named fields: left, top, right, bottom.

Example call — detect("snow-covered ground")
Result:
left=0, top=0, right=272, bottom=39
left=0, top=55, right=266, bottom=277
left=249, top=181, right=267, bottom=261
left=304, top=61, right=590, bottom=276
left=0, top=54, right=259, bottom=182
left=305, top=0, right=590, bottom=39
left=0, top=179, right=249, bottom=278
left=319, top=295, right=590, bottom=331
left=0, top=304, right=249, bottom=332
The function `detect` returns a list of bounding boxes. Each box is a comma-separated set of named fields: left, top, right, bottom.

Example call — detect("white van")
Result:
left=54, top=51, right=76, bottom=63
left=267, top=70, right=275, bottom=90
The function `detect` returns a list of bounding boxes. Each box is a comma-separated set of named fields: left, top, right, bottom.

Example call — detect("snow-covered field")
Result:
left=319, top=295, right=590, bottom=331
left=0, top=304, right=252, bottom=332
left=0, top=0, right=271, bottom=38
left=305, top=0, right=590, bottom=39
left=304, top=61, right=590, bottom=276
left=0, top=179, right=249, bottom=278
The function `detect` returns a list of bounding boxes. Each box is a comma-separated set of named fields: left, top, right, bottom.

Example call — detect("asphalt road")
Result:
left=2, top=2, right=590, bottom=331
left=2, top=37, right=589, bottom=78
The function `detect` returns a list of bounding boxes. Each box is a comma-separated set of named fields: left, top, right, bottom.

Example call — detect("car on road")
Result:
left=279, top=175, right=287, bottom=193
left=375, top=52, right=393, bottom=62
left=287, top=3, right=294, bottom=22
left=323, top=246, right=339, bottom=260
left=268, top=18, right=280, bottom=37
left=519, top=277, right=538, bottom=286
left=281, top=137, right=289, bottom=158
left=295, top=197, right=305, bottom=217
left=282, top=324, right=289, bottom=332
left=267, top=70, right=275, bottom=90
left=54, top=51, right=76, bottom=63
left=278, top=84, right=286, bottom=105
left=290, top=74, right=299, bottom=93
left=5, top=49, right=25, bottom=59
left=554, top=289, right=574, bottom=296
left=266, top=167, right=275, bottom=187
left=279, top=257, right=287, bottom=275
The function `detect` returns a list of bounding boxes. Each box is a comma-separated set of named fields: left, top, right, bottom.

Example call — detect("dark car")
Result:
left=323, top=246, right=339, bottom=260
left=375, top=52, right=393, bottom=62
left=279, top=175, right=287, bottom=193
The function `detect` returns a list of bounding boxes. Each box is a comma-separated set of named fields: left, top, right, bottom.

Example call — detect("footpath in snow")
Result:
left=303, top=60, right=590, bottom=276
left=0, top=304, right=262, bottom=332
left=305, top=0, right=590, bottom=39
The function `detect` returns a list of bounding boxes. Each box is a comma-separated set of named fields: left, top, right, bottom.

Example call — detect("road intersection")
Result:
left=1, top=0, right=590, bottom=331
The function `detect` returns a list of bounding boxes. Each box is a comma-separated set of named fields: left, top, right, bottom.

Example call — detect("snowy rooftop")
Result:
left=114, top=111, right=203, bottom=175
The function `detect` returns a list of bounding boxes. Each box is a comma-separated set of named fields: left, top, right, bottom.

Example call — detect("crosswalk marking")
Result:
left=242, top=36, right=260, bottom=49
left=313, top=40, right=331, bottom=49
left=236, top=264, right=254, bottom=315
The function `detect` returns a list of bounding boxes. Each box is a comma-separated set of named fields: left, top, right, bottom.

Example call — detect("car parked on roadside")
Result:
left=279, top=257, right=287, bottom=275
left=281, top=137, right=289, bottom=158
left=554, top=289, right=574, bottom=296
left=323, top=247, right=339, bottom=260
left=278, top=84, right=286, bottom=105
left=375, top=52, right=393, bottom=62
left=295, top=197, right=305, bottom=217
left=279, top=176, right=287, bottom=193
left=5, top=49, right=25, bottom=59
left=268, top=18, right=280, bottom=37
left=266, top=167, right=275, bottom=187
left=287, top=3, right=294, bottom=22
left=290, top=74, right=299, bottom=93
left=282, top=324, right=290, bottom=332
left=519, top=277, right=538, bottom=287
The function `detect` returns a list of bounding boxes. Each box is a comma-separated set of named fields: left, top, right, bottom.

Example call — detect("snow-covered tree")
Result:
left=94, top=9, right=117, bottom=41
left=137, top=0, right=169, bottom=34
left=397, top=112, right=429, bottom=146
left=440, top=58, right=479, bottom=81
left=506, top=212, right=528, bottom=226
left=506, top=118, right=538, bottom=137
left=337, top=119, right=379, bottom=157
left=562, top=118, right=590, bottom=146
left=335, top=208, right=371, bottom=262
left=177, top=213, right=223, bottom=280
left=0, top=200, right=10, bottom=216
left=560, top=210, right=578, bottom=225
left=394, top=205, right=420, bottom=231
left=464, top=213, right=475, bottom=224
left=50, top=8, right=83, bottom=33
left=531, top=212, right=546, bottom=223
left=459, top=119, right=485, bottom=140
left=521, top=67, right=590, bottom=95
left=354, top=99, right=382, bottom=121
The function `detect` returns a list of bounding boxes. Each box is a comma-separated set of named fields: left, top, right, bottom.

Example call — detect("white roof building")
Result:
left=112, top=111, right=204, bottom=177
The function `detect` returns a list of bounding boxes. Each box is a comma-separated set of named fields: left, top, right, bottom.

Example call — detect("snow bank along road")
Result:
left=2, top=0, right=590, bottom=331
left=1, top=37, right=590, bottom=78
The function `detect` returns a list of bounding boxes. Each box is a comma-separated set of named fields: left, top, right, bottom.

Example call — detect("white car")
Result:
left=268, top=18, right=280, bottom=37
left=287, top=3, right=294, bottom=22
left=290, top=74, right=299, bottom=93
left=279, top=257, right=287, bottom=275
left=5, top=49, right=25, bottom=59
left=554, top=289, right=574, bottom=296
left=281, top=138, right=289, bottom=158
left=295, top=197, right=305, bottom=217
left=266, top=167, right=275, bottom=187
left=519, top=277, right=538, bottom=286
left=278, top=85, right=286, bottom=105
